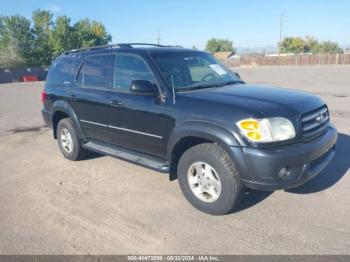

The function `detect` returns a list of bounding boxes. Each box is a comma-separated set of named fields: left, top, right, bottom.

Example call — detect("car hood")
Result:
left=178, top=84, right=324, bottom=117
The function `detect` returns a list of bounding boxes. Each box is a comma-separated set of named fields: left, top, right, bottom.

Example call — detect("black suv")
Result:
left=42, top=43, right=337, bottom=215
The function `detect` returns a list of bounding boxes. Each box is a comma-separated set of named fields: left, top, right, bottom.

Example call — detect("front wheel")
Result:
left=178, top=143, right=244, bottom=215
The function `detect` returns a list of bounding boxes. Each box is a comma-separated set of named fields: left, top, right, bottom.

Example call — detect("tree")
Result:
left=279, top=37, right=306, bottom=54
left=0, top=42, right=24, bottom=68
left=73, top=19, right=111, bottom=48
left=317, top=41, right=343, bottom=54
left=205, top=38, right=236, bottom=53
left=304, top=36, right=319, bottom=53
left=30, top=9, right=54, bottom=66
left=279, top=36, right=343, bottom=54
left=0, top=10, right=112, bottom=67
left=0, top=15, right=33, bottom=67
left=49, top=16, right=76, bottom=57
left=49, top=17, right=112, bottom=58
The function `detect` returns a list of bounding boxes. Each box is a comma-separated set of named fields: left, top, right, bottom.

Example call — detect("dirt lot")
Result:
left=0, top=66, right=349, bottom=254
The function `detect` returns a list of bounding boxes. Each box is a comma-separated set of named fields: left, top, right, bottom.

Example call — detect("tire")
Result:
left=56, top=118, right=87, bottom=161
left=177, top=143, right=244, bottom=215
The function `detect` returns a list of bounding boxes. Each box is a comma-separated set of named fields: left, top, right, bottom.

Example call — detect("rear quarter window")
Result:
left=46, top=55, right=83, bottom=85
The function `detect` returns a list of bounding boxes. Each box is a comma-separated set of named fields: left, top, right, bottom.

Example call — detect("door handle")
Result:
left=68, top=93, right=78, bottom=101
left=109, top=100, right=123, bottom=107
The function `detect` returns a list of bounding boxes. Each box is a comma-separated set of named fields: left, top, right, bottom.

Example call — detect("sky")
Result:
left=2, top=0, right=350, bottom=50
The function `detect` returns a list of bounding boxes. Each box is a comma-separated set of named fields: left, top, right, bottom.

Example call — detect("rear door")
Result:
left=69, top=53, right=114, bottom=142
left=107, top=52, right=168, bottom=158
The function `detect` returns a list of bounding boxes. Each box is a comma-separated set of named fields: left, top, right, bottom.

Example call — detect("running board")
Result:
left=82, top=141, right=169, bottom=173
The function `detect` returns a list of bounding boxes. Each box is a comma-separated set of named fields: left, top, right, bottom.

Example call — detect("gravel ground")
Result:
left=0, top=66, right=349, bottom=254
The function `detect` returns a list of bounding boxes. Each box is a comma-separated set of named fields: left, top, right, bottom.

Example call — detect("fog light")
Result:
left=279, top=167, right=291, bottom=178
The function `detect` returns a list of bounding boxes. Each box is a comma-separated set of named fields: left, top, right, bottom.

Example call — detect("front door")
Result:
left=108, top=53, right=168, bottom=158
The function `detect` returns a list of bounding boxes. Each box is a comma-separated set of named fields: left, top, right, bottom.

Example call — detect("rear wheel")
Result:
left=178, top=143, right=244, bottom=215
left=57, top=118, right=87, bottom=161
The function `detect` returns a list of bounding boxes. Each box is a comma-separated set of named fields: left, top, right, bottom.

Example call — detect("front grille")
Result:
left=301, top=105, right=330, bottom=140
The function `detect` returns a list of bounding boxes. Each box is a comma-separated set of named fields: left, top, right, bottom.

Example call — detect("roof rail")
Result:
left=63, top=43, right=182, bottom=55
left=118, top=43, right=182, bottom=48
left=63, top=43, right=119, bottom=55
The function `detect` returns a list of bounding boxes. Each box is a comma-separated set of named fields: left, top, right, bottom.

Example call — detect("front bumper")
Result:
left=229, top=125, right=337, bottom=191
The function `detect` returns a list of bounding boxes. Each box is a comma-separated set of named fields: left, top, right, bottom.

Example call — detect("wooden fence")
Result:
left=221, top=53, right=350, bottom=67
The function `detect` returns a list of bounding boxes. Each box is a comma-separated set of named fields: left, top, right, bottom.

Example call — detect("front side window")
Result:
left=152, top=51, right=240, bottom=91
left=77, top=54, right=114, bottom=89
left=114, top=53, right=155, bottom=91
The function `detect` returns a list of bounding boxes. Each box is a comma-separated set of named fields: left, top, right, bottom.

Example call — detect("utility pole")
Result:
left=156, top=31, right=161, bottom=45
left=279, top=14, right=284, bottom=56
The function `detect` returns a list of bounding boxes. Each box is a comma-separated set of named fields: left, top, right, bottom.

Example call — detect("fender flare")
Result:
left=166, top=120, right=244, bottom=160
left=51, top=100, right=84, bottom=139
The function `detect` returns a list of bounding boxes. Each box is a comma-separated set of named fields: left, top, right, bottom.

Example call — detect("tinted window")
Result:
left=114, top=54, right=155, bottom=91
left=78, top=54, right=114, bottom=89
left=46, top=55, right=83, bottom=85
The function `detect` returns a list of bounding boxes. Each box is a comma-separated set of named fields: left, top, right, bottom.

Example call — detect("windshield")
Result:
left=152, top=51, right=241, bottom=91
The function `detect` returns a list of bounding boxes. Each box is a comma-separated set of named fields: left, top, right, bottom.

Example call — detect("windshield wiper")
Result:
left=176, top=80, right=244, bottom=92
left=176, top=83, right=220, bottom=92
left=216, top=80, right=245, bottom=86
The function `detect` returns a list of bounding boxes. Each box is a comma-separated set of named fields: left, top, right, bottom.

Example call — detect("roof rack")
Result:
left=63, top=43, right=182, bottom=55
left=118, top=43, right=177, bottom=48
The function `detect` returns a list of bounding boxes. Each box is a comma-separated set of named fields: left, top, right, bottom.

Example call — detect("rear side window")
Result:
left=46, top=55, right=83, bottom=85
left=77, top=54, right=114, bottom=89
left=114, top=53, right=155, bottom=91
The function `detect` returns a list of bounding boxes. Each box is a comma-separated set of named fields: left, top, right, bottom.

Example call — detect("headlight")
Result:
left=236, top=117, right=295, bottom=143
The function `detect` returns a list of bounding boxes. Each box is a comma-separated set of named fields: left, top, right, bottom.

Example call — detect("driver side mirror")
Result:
left=129, top=80, right=158, bottom=96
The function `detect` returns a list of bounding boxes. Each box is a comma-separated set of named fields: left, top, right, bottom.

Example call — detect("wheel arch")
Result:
left=51, top=100, right=84, bottom=139
left=167, top=120, right=243, bottom=180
